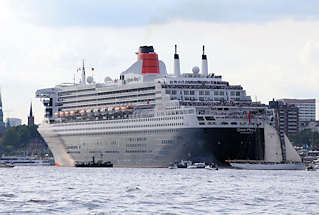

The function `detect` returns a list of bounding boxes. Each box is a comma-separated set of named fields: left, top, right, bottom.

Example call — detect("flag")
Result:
left=247, top=112, right=251, bottom=123
left=91, top=67, right=94, bottom=71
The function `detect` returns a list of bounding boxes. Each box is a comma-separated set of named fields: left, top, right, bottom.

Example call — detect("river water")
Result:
left=0, top=167, right=318, bottom=215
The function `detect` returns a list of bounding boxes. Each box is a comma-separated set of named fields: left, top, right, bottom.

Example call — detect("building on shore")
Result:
left=278, top=99, right=316, bottom=130
left=269, top=99, right=299, bottom=137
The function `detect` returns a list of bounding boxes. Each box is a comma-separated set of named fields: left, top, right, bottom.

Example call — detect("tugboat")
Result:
left=75, top=157, right=113, bottom=168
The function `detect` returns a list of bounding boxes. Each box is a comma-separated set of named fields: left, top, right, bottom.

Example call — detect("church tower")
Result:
left=28, top=102, right=34, bottom=127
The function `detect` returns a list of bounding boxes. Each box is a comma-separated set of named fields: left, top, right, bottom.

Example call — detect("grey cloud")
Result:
left=8, top=0, right=319, bottom=26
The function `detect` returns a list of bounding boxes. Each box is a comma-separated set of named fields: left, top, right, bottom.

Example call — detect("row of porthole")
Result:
left=55, top=122, right=184, bottom=132
left=53, top=115, right=184, bottom=127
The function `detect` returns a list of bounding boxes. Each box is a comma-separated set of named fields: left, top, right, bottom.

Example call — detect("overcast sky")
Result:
left=1, top=0, right=319, bottom=124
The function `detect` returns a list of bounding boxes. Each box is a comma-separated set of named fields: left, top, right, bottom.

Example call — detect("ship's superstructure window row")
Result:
left=59, top=86, right=156, bottom=99
left=61, top=92, right=156, bottom=104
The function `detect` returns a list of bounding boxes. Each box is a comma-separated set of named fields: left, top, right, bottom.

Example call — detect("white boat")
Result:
left=205, top=163, right=218, bottom=170
left=0, top=156, right=53, bottom=166
left=230, top=124, right=305, bottom=170
left=0, top=162, right=14, bottom=168
left=187, top=162, right=206, bottom=169
left=306, top=163, right=316, bottom=171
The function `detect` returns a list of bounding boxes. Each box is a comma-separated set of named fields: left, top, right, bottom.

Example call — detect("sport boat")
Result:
left=0, top=162, right=14, bottom=168
left=187, top=162, right=206, bottom=169
left=306, top=163, right=316, bottom=171
left=205, top=163, right=218, bottom=170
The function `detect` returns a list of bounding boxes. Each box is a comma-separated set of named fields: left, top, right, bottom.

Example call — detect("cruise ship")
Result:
left=36, top=45, right=302, bottom=167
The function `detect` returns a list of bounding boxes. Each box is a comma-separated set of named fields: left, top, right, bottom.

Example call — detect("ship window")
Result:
left=197, top=116, right=204, bottom=121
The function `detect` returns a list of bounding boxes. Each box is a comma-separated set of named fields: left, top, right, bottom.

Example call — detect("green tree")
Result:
left=0, top=125, right=47, bottom=155
left=290, top=129, right=319, bottom=149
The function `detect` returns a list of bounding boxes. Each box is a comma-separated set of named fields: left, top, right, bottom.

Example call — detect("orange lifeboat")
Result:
left=87, top=109, right=94, bottom=115
left=80, top=109, right=87, bottom=115
left=54, top=112, right=60, bottom=117
left=64, top=111, right=70, bottom=116
left=108, top=107, right=113, bottom=111
left=114, top=106, right=120, bottom=111
left=120, top=106, right=127, bottom=110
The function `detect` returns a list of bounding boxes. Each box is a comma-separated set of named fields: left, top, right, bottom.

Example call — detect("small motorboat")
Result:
left=307, top=163, right=316, bottom=171
left=177, top=160, right=192, bottom=168
left=205, top=163, right=218, bottom=170
left=0, top=162, right=14, bottom=168
left=187, top=162, right=206, bottom=169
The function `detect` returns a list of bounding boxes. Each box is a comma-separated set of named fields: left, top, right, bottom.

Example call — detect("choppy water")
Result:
left=0, top=167, right=318, bottom=215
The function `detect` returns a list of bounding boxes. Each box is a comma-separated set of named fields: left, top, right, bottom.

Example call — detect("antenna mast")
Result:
left=81, top=59, right=86, bottom=85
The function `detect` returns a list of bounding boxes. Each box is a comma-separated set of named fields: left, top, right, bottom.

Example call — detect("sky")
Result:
left=0, top=0, right=319, bottom=124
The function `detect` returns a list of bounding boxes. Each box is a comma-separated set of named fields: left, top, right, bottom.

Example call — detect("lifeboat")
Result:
left=54, top=112, right=60, bottom=117
left=64, top=111, right=70, bottom=116
left=87, top=109, right=94, bottom=115
left=126, top=105, right=133, bottom=110
left=80, top=109, right=87, bottom=115
left=74, top=110, right=79, bottom=114
left=114, top=106, right=120, bottom=111
left=120, top=106, right=127, bottom=110
left=108, top=107, right=114, bottom=111
left=70, top=110, right=75, bottom=115
left=59, top=112, right=65, bottom=117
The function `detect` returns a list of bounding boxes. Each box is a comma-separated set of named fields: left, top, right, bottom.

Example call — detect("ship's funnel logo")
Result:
left=137, top=46, right=159, bottom=74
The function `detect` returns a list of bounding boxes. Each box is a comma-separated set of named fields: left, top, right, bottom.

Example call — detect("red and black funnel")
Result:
left=137, top=46, right=160, bottom=74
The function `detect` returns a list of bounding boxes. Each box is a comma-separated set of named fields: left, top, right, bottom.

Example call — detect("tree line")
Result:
left=0, top=125, right=49, bottom=155
left=289, top=129, right=319, bottom=150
